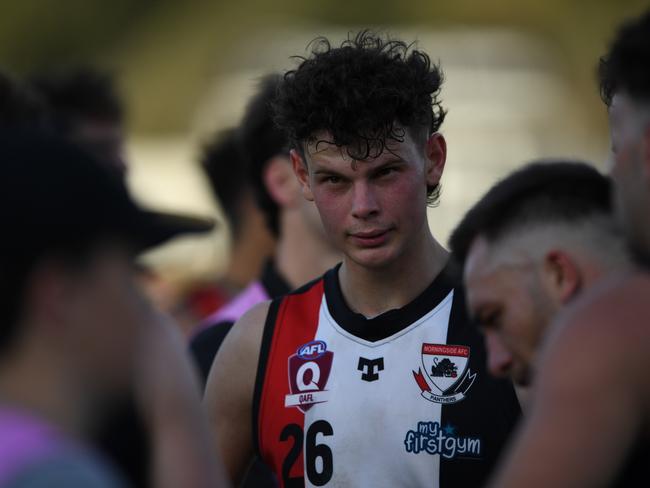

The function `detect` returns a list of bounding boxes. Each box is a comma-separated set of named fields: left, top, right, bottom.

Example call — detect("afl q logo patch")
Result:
left=284, top=340, right=334, bottom=412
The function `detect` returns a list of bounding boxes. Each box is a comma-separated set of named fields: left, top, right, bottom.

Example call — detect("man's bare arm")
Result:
left=203, top=301, right=270, bottom=484
left=489, top=284, right=645, bottom=488
left=134, top=311, right=230, bottom=488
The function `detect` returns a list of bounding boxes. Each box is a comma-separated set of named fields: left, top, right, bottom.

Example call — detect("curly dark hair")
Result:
left=201, top=128, right=249, bottom=240
left=273, top=30, right=446, bottom=204
left=599, top=9, right=650, bottom=106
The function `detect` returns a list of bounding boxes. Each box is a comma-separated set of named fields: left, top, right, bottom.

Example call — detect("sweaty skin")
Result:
left=488, top=272, right=650, bottom=488
left=204, top=302, right=269, bottom=481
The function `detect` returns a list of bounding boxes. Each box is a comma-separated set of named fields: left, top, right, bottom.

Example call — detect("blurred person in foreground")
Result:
left=488, top=10, right=650, bottom=487
left=205, top=33, right=520, bottom=487
left=28, top=65, right=175, bottom=487
left=29, top=67, right=127, bottom=176
left=191, top=75, right=339, bottom=383
left=0, top=131, right=228, bottom=487
left=448, top=161, right=630, bottom=403
left=0, top=72, right=47, bottom=130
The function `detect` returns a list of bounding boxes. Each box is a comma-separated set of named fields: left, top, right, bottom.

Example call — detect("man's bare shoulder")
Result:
left=203, top=300, right=272, bottom=481
left=207, top=300, right=271, bottom=386
left=489, top=272, right=650, bottom=488
left=539, top=271, right=650, bottom=399
left=222, top=301, right=271, bottom=353
left=553, top=271, right=650, bottom=344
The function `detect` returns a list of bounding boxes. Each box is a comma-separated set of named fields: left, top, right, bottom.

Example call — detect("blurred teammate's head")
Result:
left=274, top=31, right=447, bottom=268
left=599, top=10, right=650, bottom=266
left=29, top=67, right=126, bottom=175
left=201, top=125, right=275, bottom=290
left=0, top=130, right=211, bottom=420
left=239, top=74, right=290, bottom=238
left=240, top=73, right=330, bottom=252
left=0, top=71, right=47, bottom=130
left=201, top=128, right=251, bottom=241
left=450, top=161, right=627, bottom=386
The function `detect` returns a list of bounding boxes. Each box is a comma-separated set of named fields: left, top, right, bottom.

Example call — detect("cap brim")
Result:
left=134, top=210, right=216, bottom=252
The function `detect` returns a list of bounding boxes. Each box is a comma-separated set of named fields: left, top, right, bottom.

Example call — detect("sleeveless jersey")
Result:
left=254, top=264, right=520, bottom=487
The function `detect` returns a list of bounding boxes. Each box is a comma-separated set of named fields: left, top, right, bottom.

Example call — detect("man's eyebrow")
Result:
left=370, top=157, right=407, bottom=170
left=379, top=156, right=406, bottom=165
left=313, top=168, right=345, bottom=175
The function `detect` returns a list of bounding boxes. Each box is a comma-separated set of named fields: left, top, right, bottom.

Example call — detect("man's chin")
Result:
left=348, top=247, right=395, bottom=270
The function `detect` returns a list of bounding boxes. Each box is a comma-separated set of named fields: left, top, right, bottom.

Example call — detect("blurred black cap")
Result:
left=0, top=129, right=214, bottom=256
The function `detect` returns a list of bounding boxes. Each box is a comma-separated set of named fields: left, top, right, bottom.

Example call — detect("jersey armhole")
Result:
left=251, top=298, right=282, bottom=458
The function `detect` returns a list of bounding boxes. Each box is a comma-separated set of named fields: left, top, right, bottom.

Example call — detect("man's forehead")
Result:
left=464, top=234, right=531, bottom=281
left=464, top=236, right=493, bottom=280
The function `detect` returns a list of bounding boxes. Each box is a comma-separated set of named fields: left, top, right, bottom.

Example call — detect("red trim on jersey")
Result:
left=257, top=279, right=325, bottom=486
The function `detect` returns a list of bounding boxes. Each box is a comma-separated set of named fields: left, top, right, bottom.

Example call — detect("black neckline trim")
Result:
left=323, top=262, right=458, bottom=342
left=259, top=260, right=292, bottom=299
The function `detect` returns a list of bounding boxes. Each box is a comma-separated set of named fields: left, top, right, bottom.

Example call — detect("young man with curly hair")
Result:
left=488, top=10, right=650, bottom=488
left=205, top=32, right=520, bottom=487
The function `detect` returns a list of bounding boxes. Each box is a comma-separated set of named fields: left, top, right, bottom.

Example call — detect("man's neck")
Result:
left=275, top=211, right=341, bottom=289
left=224, top=198, right=276, bottom=291
left=339, top=231, right=448, bottom=318
left=0, top=338, right=90, bottom=438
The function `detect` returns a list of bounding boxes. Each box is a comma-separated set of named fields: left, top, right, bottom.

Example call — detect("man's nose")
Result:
left=351, top=181, right=380, bottom=219
left=485, top=332, right=513, bottom=378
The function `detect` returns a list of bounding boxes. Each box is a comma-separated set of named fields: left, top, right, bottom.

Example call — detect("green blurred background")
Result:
left=1, top=0, right=646, bottom=135
left=2, top=0, right=646, bottom=291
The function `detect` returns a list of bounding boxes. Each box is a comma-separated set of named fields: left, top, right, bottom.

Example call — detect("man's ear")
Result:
left=542, top=250, right=582, bottom=304
left=425, top=132, right=447, bottom=188
left=263, top=155, right=301, bottom=207
left=290, top=149, right=314, bottom=202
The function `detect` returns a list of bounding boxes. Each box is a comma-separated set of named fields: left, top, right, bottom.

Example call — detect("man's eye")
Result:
left=323, top=175, right=342, bottom=184
left=480, top=311, right=501, bottom=329
left=377, top=167, right=397, bottom=177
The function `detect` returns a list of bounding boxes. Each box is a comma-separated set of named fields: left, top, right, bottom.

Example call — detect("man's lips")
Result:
left=348, top=228, right=392, bottom=247
left=351, top=229, right=387, bottom=238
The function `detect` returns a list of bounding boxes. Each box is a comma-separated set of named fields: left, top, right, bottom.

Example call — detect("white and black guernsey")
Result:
left=253, top=263, right=521, bottom=487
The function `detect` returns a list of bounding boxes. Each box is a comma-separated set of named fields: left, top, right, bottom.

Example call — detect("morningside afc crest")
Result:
left=412, top=344, right=476, bottom=404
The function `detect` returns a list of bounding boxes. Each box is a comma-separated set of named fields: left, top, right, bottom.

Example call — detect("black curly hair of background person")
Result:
left=599, top=9, right=650, bottom=106
left=273, top=30, right=447, bottom=204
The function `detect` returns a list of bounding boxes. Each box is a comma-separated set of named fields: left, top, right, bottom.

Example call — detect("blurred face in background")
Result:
left=608, top=93, right=650, bottom=259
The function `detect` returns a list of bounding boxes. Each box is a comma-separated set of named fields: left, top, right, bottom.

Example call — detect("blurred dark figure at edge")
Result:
left=28, top=68, right=127, bottom=176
